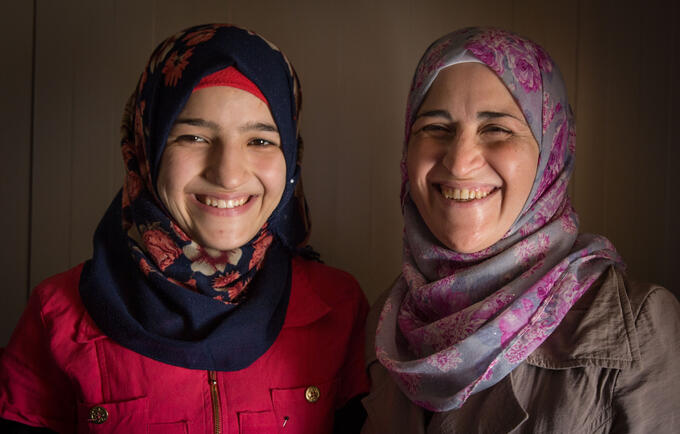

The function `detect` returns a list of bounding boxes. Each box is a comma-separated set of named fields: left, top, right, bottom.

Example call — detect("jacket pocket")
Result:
left=77, top=396, right=151, bottom=433
left=148, top=421, right=189, bottom=434
left=238, top=410, right=278, bottom=434
left=270, top=378, right=338, bottom=434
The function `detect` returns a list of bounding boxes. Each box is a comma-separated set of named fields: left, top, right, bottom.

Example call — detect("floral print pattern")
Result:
left=376, top=27, right=623, bottom=412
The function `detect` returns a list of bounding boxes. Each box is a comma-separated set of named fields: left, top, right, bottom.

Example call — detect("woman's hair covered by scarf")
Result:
left=79, top=24, right=311, bottom=371
left=375, top=27, right=623, bottom=411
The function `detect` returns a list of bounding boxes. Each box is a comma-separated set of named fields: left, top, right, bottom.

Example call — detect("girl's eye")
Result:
left=249, top=138, right=278, bottom=147
left=177, top=134, right=207, bottom=144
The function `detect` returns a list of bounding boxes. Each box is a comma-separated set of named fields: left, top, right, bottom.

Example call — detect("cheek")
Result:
left=156, top=150, right=191, bottom=208
left=500, top=147, right=539, bottom=207
left=259, top=153, right=287, bottom=202
left=406, top=144, right=428, bottom=185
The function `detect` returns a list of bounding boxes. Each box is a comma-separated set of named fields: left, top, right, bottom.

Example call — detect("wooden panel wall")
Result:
left=2, top=0, right=678, bottom=345
left=1, top=2, right=34, bottom=346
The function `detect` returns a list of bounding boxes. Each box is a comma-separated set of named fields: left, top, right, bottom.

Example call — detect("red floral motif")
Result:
left=227, top=280, right=247, bottom=300
left=213, top=271, right=239, bottom=289
left=149, top=35, right=178, bottom=73
left=143, top=229, right=181, bottom=271
left=123, top=171, right=143, bottom=209
left=249, top=232, right=273, bottom=269
left=213, top=279, right=248, bottom=304
left=162, top=48, right=194, bottom=87
left=183, top=28, right=216, bottom=46
left=121, top=141, right=135, bottom=167
left=139, top=258, right=152, bottom=276
left=168, top=277, right=198, bottom=292
left=170, top=220, right=191, bottom=242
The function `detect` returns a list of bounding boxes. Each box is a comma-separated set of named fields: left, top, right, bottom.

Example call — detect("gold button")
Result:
left=305, top=385, right=320, bottom=403
left=87, top=406, right=109, bottom=424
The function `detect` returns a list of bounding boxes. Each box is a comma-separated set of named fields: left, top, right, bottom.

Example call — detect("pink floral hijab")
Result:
left=375, top=28, right=623, bottom=411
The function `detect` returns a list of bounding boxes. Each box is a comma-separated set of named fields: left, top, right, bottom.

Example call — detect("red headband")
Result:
left=193, top=66, right=268, bottom=106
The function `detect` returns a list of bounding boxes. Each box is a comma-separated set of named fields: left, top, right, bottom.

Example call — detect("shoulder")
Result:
left=30, top=263, right=85, bottom=310
left=291, top=256, right=366, bottom=308
left=21, top=262, right=105, bottom=352
left=27, top=263, right=88, bottom=332
left=624, top=275, right=679, bottom=327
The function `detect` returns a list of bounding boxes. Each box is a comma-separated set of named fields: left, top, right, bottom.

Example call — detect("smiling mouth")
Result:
left=440, top=186, right=498, bottom=202
left=197, top=194, right=250, bottom=209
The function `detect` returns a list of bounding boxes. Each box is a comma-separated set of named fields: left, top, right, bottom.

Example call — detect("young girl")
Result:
left=0, top=24, right=368, bottom=434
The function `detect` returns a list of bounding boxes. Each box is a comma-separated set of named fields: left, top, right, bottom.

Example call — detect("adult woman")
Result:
left=362, top=28, right=679, bottom=433
left=0, top=24, right=368, bottom=433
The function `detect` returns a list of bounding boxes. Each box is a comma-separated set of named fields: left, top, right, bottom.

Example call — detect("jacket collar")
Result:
left=282, top=257, right=331, bottom=328
left=432, top=375, right=528, bottom=433
left=526, top=266, right=640, bottom=370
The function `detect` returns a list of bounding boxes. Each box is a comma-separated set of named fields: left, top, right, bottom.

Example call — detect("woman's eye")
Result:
left=482, top=125, right=512, bottom=135
left=249, top=138, right=278, bottom=147
left=416, top=124, right=453, bottom=137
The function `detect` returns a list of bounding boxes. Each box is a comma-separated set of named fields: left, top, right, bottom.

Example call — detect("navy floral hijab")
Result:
left=80, top=24, right=309, bottom=371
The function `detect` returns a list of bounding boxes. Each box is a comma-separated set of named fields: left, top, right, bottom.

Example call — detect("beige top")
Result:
left=361, top=267, right=680, bottom=433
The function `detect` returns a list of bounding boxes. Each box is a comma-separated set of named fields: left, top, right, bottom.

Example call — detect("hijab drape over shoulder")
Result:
left=80, top=24, right=310, bottom=371
left=375, top=28, right=623, bottom=411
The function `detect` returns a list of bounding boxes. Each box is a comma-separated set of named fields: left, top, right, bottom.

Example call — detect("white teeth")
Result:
left=441, top=187, right=491, bottom=201
left=202, top=196, right=248, bottom=209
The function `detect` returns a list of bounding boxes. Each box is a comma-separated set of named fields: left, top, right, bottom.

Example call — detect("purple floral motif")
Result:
left=428, top=348, right=463, bottom=371
left=560, top=212, right=578, bottom=234
left=543, top=92, right=563, bottom=134
left=537, top=119, right=568, bottom=196
left=397, top=371, right=422, bottom=396
left=412, top=39, right=452, bottom=93
left=466, top=42, right=504, bottom=75
left=506, top=45, right=542, bottom=93
left=504, top=326, right=549, bottom=364
left=499, top=298, right=536, bottom=346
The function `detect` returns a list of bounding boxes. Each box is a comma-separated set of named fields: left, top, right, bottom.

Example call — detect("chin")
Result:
left=439, top=233, right=490, bottom=254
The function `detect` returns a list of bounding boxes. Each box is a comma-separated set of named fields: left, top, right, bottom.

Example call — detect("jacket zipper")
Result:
left=209, top=371, right=222, bottom=434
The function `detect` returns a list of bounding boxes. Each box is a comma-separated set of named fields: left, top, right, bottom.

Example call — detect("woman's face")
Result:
left=157, top=86, right=286, bottom=251
left=407, top=63, right=539, bottom=253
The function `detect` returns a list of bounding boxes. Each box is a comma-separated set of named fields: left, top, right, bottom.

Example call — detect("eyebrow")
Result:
left=414, top=109, right=452, bottom=121
left=414, top=109, right=525, bottom=124
left=477, top=111, right=525, bottom=123
left=239, top=121, right=278, bottom=134
left=173, top=118, right=278, bottom=133
left=173, top=117, right=220, bottom=130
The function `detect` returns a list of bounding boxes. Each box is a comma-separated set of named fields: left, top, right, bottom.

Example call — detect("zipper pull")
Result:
left=282, top=416, right=289, bottom=428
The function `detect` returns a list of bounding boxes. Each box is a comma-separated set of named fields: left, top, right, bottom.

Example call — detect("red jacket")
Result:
left=0, top=257, right=369, bottom=433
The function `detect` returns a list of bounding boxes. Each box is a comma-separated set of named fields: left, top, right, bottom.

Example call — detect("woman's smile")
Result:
left=407, top=63, right=539, bottom=253
left=437, top=184, right=500, bottom=202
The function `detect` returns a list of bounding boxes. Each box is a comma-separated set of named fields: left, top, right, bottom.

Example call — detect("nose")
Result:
left=441, top=131, right=485, bottom=177
left=204, top=141, right=248, bottom=189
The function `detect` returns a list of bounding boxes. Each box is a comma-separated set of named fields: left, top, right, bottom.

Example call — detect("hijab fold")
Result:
left=80, top=24, right=309, bottom=371
left=375, top=27, right=623, bottom=411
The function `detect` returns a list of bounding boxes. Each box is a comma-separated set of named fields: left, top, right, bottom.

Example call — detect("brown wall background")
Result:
left=2, top=0, right=678, bottom=346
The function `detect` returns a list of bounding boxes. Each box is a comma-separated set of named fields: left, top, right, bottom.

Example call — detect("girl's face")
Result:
left=407, top=63, right=539, bottom=253
left=157, top=86, right=286, bottom=251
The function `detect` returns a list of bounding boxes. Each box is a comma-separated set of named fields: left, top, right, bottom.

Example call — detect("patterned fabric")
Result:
left=80, top=24, right=310, bottom=371
left=375, top=27, right=624, bottom=411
